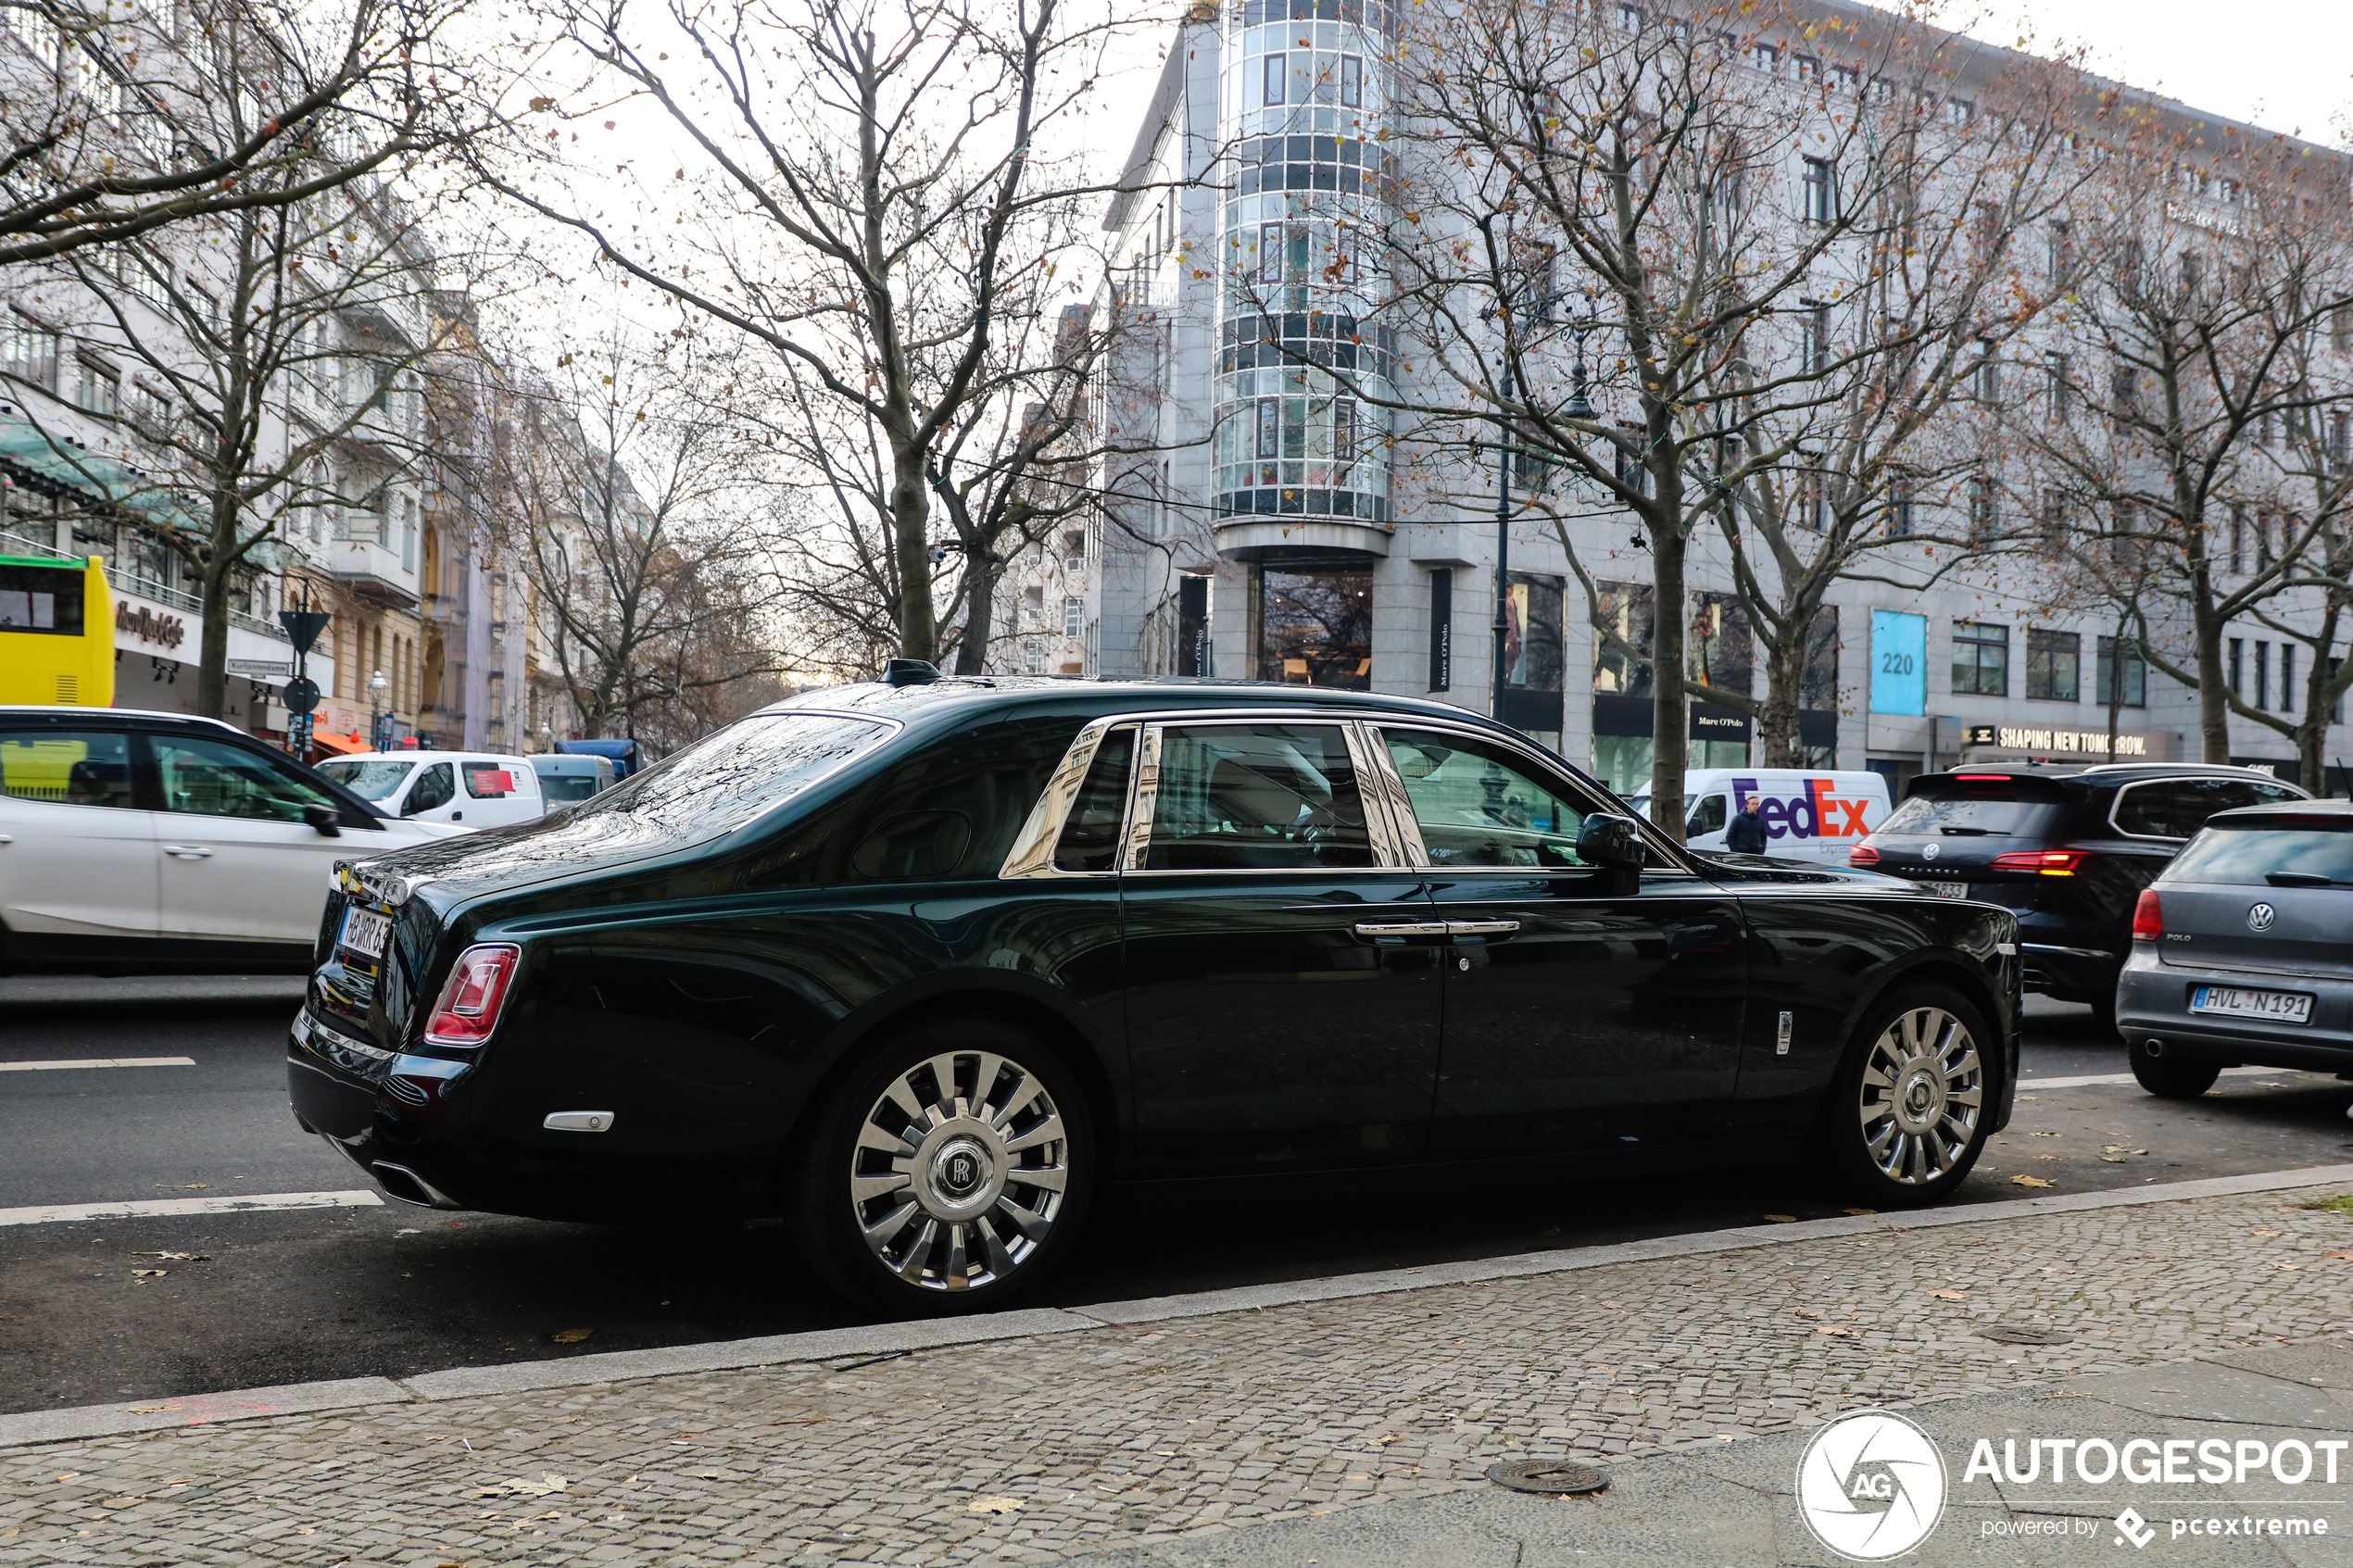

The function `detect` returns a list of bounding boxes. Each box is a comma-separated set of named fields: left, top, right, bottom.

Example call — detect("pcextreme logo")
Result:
left=1796, top=1409, right=1947, bottom=1562
left=1730, top=776, right=1874, bottom=840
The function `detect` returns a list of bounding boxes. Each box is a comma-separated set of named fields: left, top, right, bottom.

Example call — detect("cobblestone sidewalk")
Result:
left=6, top=1187, right=2353, bottom=1567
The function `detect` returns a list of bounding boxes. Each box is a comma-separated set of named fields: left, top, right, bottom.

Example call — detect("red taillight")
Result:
left=2133, top=889, right=2163, bottom=942
left=1850, top=844, right=1881, bottom=867
left=1991, top=849, right=2092, bottom=876
left=423, top=943, right=521, bottom=1047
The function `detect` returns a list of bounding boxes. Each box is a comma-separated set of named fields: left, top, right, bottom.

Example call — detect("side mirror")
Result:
left=304, top=803, right=344, bottom=837
left=1576, top=812, right=1644, bottom=869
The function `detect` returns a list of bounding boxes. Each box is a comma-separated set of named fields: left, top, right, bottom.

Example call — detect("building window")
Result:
left=3, top=312, right=60, bottom=389
left=2044, top=353, right=2070, bottom=420
left=2025, top=628, right=2079, bottom=701
left=2228, top=636, right=2243, bottom=696
left=1886, top=470, right=1914, bottom=536
left=1967, top=472, right=1996, bottom=541
left=2332, top=412, right=2351, bottom=470
left=1952, top=621, right=2007, bottom=696
left=1972, top=336, right=1997, bottom=402
left=1062, top=529, right=1086, bottom=573
left=1339, top=55, right=1361, bottom=107
left=1023, top=640, right=1044, bottom=675
left=1258, top=221, right=1282, bottom=285
left=2230, top=507, right=2246, bottom=572
left=1751, top=42, right=1777, bottom=70
left=1799, top=302, right=1828, bottom=374
left=1801, top=157, right=1834, bottom=225
left=1063, top=596, right=1084, bottom=638
left=2255, top=641, right=2270, bottom=709
left=1793, top=53, right=1818, bottom=82
left=1945, top=97, right=1974, bottom=125
left=72, top=357, right=118, bottom=416
left=1255, top=396, right=1280, bottom=460
left=1261, top=52, right=1285, bottom=107
left=1258, top=562, right=1373, bottom=689
left=2282, top=646, right=2296, bottom=714
left=1333, top=397, right=1356, bottom=464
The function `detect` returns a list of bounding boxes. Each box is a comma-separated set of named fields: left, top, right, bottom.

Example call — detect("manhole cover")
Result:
left=1487, top=1460, right=1610, bottom=1497
left=1979, top=1323, right=2072, bottom=1346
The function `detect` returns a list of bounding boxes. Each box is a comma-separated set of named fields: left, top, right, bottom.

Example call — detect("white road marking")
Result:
left=0, top=1056, right=197, bottom=1073
left=2019, top=1066, right=2316, bottom=1092
left=0, top=1190, right=384, bottom=1227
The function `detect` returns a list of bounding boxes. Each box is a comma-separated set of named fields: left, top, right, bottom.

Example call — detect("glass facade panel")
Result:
left=1258, top=565, right=1373, bottom=688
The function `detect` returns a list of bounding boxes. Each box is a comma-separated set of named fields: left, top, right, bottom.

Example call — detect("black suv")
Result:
left=1851, top=764, right=2308, bottom=1024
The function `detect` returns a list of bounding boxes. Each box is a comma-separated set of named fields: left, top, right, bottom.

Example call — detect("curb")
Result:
left=6, top=1160, right=2351, bottom=1451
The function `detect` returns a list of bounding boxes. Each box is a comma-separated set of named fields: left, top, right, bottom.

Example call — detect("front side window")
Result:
left=408, top=762, right=456, bottom=812
left=1383, top=728, right=1588, bottom=870
left=0, top=729, right=133, bottom=808
left=1143, top=723, right=1372, bottom=871
left=155, top=735, right=340, bottom=822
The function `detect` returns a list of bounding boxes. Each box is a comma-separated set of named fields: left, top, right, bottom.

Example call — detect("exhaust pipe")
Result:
left=2143, top=1039, right=2166, bottom=1058
left=371, top=1161, right=465, bottom=1210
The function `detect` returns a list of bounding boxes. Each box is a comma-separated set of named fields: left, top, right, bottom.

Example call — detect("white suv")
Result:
left=0, top=708, right=465, bottom=974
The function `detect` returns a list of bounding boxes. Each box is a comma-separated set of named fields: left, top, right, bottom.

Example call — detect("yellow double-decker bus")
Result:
left=0, top=554, right=116, bottom=709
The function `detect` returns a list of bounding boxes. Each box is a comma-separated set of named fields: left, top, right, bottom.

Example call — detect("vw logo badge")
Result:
left=1796, top=1409, right=1947, bottom=1561
left=1921, top=842, right=1941, bottom=860
left=2248, top=902, right=2277, bottom=933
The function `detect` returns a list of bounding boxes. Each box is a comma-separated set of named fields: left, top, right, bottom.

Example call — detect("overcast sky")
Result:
left=1963, top=0, right=2351, bottom=143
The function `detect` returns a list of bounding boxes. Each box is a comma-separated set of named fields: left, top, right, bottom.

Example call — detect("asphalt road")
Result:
left=5, top=980, right=2351, bottom=1415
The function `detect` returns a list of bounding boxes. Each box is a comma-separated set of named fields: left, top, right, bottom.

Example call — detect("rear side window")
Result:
left=463, top=762, right=519, bottom=798
left=1145, top=723, right=1373, bottom=871
left=2167, top=823, right=2353, bottom=886
left=1053, top=728, right=1135, bottom=872
left=830, top=717, right=1085, bottom=884
left=2114, top=778, right=2305, bottom=839
left=1879, top=794, right=2059, bottom=837
left=0, top=729, right=133, bottom=808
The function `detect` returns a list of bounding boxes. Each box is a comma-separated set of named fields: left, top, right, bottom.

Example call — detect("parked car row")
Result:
left=0, top=709, right=623, bottom=974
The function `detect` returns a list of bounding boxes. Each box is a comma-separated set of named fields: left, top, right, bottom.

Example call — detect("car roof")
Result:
left=531, top=753, right=608, bottom=768
left=322, top=750, right=535, bottom=767
left=2206, top=797, right=2353, bottom=824
left=764, top=675, right=1515, bottom=734
left=0, top=706, right=247, bottom=737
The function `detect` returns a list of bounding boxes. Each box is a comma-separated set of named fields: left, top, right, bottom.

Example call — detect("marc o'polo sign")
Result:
left=115, top=600, right=186, bottom=649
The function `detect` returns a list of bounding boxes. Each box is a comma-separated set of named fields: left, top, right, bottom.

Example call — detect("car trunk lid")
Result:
left=2155, top=816, right=2353, bottom=981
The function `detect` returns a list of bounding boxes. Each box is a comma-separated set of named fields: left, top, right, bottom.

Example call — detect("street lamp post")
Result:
left=368, top=669, right=387, bottom=751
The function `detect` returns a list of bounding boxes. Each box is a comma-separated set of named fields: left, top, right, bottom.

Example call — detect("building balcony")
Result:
left=321, top=537, right=420, bottom=608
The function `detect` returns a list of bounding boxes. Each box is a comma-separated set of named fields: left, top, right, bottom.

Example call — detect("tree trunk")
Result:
left=1646, top=513, right=1688, bottom=844
left=2191, top=598, right=2230, bottom=764
left=1757, top=610, right=1808, bottom=769
left=952, top=545, right=997, bottom=675
left=193, top=530, right=235, bottom=721
left=890, top=443, right=936, bottom=662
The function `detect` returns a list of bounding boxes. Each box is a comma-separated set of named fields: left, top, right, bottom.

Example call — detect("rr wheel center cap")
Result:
left=908, top=1118, right=1009, bottom=1222
left=1895, top=1061, right=1944, bottom=1131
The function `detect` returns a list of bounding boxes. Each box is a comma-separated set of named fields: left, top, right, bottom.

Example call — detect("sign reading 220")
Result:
left=1870, top=610, right=1927, bottom=717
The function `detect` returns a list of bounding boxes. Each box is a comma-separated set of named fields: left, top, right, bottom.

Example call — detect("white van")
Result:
left=530, top=751, right=615, bottom=806
left=317, top=749, right=546, bottom=830
left=1629, top=768, right=1894, bottom=864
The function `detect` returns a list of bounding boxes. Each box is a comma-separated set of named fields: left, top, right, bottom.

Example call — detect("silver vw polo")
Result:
left=2117, top=797, right=2353, bottom=1098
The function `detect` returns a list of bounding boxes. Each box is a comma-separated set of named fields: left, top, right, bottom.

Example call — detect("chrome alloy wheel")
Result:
left=1856, top=1006, right=1984, bottom=1185
left=849, top=1049, right=1069, bottom=1291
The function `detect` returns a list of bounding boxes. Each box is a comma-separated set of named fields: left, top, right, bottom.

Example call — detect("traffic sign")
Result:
left=282, top=675, right=321, bottom=715
left=277, top=609, right=332, bottom=657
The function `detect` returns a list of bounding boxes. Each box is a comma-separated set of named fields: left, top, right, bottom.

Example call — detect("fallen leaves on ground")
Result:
left=152, top=1184, right=207, bottom=1190
left=2252, top=1229, right=2284, bottom=1238
left=551, top=1328, right=594, bottom=1344
left=2010, top=1175, right=2055, bottom=1189
left=2322, top=1250, right=2353, bottom=1261
left=1930, top=1289, right=1966, bottom=1300
left=478, top=1474, right=567, bottom=1499
left=1763, top=1214, right=1798, bottom=1223
left=1792, top=1307, right=1821, bottom=1318
left=1815, top=1324, right=1856, bottom=1336
left=967, top=1497, right=1023, bottom=1515
left=130, top=1269, right=166, bottom=1278
left=131, top=1251, right=208, bottom=1261
left=1843, top=1208, right=1877, bottom=1216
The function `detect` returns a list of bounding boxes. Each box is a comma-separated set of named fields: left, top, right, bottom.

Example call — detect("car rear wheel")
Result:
left=2127, top=1038, right=2220, bottom=1099
left=791, top=1017, right=1092, bottom=1311
left=1811, top=985, right=1994, bottom=1206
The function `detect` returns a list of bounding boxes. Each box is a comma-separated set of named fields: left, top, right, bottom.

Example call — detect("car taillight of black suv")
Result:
left=1849, top=764, right=2309, bottom=1026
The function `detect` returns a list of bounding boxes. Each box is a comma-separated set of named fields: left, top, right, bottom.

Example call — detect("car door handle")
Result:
left=1353, top=921, right=1452, bottom=937
left=1445, top=919, right=1521, bottom=936
left=162, top=846, right=214, bottom=859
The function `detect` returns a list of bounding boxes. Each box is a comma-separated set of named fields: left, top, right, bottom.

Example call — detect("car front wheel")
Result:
left=1812, top=985, right=1994, bottom=1206
left=2127, top=1037, right=2220, bottom=1099
left=793, top=1018, right=1092, bottom=1310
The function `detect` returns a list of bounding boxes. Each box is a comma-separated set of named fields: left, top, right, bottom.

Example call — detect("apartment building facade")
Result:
left=1072, top=0, right=2353, bottom=797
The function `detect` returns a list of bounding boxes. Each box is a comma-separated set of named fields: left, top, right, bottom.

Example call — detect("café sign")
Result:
left=116, top=601, right=186, bottom=650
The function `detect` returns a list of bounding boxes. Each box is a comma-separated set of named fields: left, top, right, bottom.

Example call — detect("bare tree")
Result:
left=1376, top=0, right=2087, bottom=835
left=478, top=0, right=1144, bottom=666
left=482, top=336, right=789, bottom=742
left=0, top=0, right=472, bottom=266
left=2017, top=125, right=2353, bottom=764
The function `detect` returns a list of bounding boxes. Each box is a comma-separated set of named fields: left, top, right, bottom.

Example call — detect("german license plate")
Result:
left=1911, top=880, right=1970, bottom=900
left=338, top=907, right=391, bottom=960
left=2190, top=985, right=2312, bottom=1024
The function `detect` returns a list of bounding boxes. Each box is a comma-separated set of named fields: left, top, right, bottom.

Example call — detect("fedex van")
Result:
left=1629, top=769, right=1894, bottom=865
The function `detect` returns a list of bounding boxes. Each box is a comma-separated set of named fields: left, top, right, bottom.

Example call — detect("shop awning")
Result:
left=0, top=410, right=206, bottom=535
left=311, top=730, right=371, bottom=756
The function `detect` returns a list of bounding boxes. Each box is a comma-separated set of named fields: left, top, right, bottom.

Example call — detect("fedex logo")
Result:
left=1732, top=777, right=1873, bottom=840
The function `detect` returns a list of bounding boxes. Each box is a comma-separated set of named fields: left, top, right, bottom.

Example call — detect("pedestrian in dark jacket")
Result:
left=1725, top=795, right=1769, bottom=854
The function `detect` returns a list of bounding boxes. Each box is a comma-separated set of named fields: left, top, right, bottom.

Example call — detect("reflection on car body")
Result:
left=286, top=676, right=2021, bottom=1311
